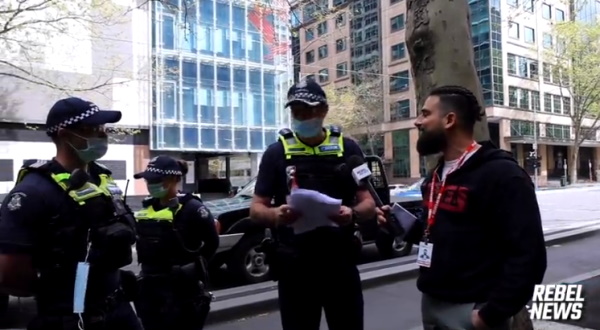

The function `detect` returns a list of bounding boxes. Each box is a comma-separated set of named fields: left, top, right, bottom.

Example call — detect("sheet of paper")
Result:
left=288, top=188, right=342, bottom=235
left=391, top=202, right=418, bottom=237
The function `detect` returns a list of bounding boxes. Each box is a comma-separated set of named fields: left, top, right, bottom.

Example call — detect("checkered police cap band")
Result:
left=46, top=105, right=100, bottom=134
left=146, top=166, right=183, bottom=176
left=288, top=92, right=326, bottom=103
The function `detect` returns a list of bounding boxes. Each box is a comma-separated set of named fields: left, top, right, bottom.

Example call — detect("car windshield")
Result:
left=407, top=178, right=424, bottom=191
left=235, top=177, right=256, bottom=198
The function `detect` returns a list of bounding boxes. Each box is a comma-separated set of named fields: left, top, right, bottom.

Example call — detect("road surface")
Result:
left=204, top=231, right=600, bottom=330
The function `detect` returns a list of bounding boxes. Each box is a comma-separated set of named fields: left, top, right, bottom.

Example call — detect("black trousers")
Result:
left=27, top=301, right=142, bottom=330
left=135, top=276, right=209, bottom=330
left=277, top=254, right=364, bottom=330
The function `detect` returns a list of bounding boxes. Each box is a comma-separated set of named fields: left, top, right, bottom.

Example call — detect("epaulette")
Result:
left=278, top=128, right=294, bottom=139
left=329, top=125, right=342, bottom=137
left=91, top=161, right=112, bottom=175
left=141, top=196, right=153, bottom=208
left=23, top=159, right=49, bottom=169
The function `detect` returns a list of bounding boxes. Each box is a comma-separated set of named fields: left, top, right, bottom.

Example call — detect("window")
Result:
left=508, top=54, right=517, bottom=75
left=391, top=0, right=402, bottom=4
left=336, top=62, right=348, bottom=78
left=391, top=43, right=406, bottom=60
left=553, top=95, right=562, bottom=114
left=543, top=33, right=553, bottom=49
left=305, top=50, right=315, bottom=63
left=542, top=4, right=552, bottom=19
left=336, top=38, right=347, bottom=52
left=508, top=22, right=519, bottom=39
left=318, top=69, right=329, bottom=83
left=391, top=14, right=405, bottom=32
left=556, top=9, right=565, bottom=21
left=318, top=45, right=328, bottom=59
left=390, top=100, right=410, bottom=121
left=317, top=21, right=327, bottom=36
left=524, top=27, right=535, bottom=43
left=508, top=54, right=538, bottom=79
left=390, top=70, right=409, bottom=93
left=543, top=93, right=552, bottom=112
left=546, top=124, right=570, bottom=140
left=543, top=63, right=553, bottom=83
left=392, top=130, right=410, bottom=177
left=305, top=29, right=314, bottom=42
left=531, top=91, right=540, bottom=111
left=508, top=86, right=518, bottom=108
left=507, top=0, right=518, bottom=7
left=523, top=0, right=534, bottom=12
left=306, top=74, right=315, bottom=81
left=563, top=97, right=571, bottom=114
left=336, top=13, right=346, bottom=27
left=511, top=120, right=535, bottom=137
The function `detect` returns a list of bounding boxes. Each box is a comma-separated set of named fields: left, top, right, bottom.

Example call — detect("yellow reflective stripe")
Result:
left=280, top=129, right=344, bottom=159
left=135, top=204, right=182, bottom=222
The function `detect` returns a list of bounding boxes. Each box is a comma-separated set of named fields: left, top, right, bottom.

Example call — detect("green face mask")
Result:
left=147, top=183, right=168, bottom=198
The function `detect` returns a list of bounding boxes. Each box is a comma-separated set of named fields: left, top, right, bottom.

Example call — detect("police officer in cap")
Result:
left=0, top=97, right=142, bottom=329
left=133, top=155, right=219, bottom=330
left=250, top=79, right=376, bottom=330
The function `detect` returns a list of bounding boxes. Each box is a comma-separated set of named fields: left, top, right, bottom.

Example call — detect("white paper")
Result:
left=391, top=202, right=418, bottom=236
left=288, top=188, right=342, bottom=235
left=186, top=161, right=195, bottom=183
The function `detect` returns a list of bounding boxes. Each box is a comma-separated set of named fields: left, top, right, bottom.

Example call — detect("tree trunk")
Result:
left=570, top=145, right=579, bottom=184
left=406, top=1, right=533, bottom=329
left=406, top=0, right=490, bottom=166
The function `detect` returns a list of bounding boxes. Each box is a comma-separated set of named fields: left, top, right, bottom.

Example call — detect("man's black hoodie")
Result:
left=407, top=142, right=547, bottom=327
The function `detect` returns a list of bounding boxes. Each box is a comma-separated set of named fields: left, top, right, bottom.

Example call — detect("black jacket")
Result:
left=411, top=142, right=547, bottom=327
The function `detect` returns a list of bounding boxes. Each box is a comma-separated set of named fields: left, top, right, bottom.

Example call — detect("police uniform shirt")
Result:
left=254, top=136, right=366, bottom=207
left=0, top=160, right=121, bottom=301
left=144, top=195, right=219, bottom=261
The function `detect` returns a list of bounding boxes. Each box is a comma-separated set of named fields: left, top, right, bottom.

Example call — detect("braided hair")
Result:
left=429, top=85, right=482, bottom=132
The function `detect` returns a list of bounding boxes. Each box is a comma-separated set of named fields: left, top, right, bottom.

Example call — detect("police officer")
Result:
left=0, top=97, right=142, bottom=329
left=133, top=155, right=219, bottom=330
left=249, top=79, right=377, bottom=330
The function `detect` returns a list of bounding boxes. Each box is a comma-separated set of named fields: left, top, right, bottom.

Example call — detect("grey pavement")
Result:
left=536, top=186, right=600, bottom=232
left=205, top=231, right=600, bottom=330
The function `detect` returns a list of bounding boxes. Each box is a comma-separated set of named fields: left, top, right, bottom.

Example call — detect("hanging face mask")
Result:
left=67, top=132, right=108, bottom=163
left=292, top=118, right=324, bottom=138
left=147, top=182, right=168, bottom=198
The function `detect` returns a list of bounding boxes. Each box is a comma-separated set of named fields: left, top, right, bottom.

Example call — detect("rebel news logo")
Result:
left=529, top=284, right=585, bottom=320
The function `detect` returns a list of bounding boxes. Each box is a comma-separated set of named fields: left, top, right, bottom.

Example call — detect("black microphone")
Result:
left=347, top=155, right=406, bottom=239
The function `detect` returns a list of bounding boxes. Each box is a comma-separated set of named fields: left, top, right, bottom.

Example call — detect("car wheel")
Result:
left=227, top=232, right=271, bottom=285
left=375, top=231, right=413, bottom=259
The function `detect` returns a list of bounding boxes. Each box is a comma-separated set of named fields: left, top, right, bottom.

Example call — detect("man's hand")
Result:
left=329, top=206, right=353, bottom=226
left=273, top=204, right=301, bottom=225
left=471, top=310, right=490, bottom=330
left=376, top=205, right=390, bottom=226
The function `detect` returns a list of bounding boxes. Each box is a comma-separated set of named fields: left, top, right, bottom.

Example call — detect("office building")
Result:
left=150, top=0, right=293, bottom=185
left=292, top=0, right=600, bottom=186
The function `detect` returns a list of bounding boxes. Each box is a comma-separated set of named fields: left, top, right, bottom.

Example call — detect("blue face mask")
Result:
left=147, top=182, right=168, bottom=198
left=68, top=133, right=108, bottom=163
left=292, top=118, right=324, bottom=138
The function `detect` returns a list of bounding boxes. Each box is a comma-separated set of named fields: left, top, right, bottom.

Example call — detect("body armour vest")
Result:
left=279, top=126, right=355, bottom=205
left=16, top=160, right=136, bottom=272
left=134, top=194, right=201, bottom=274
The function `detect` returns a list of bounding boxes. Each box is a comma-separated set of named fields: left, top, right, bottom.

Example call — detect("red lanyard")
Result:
left=424, top=142, right=479, bottom=239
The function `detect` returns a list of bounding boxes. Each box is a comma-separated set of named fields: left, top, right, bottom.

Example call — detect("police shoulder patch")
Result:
left=7, top=192, right=26, bottom=211
left=198, top=206, right=211, bottom=219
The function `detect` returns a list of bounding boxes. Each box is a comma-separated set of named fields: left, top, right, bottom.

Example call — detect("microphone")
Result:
left=347, top=155, right=406, bottom=240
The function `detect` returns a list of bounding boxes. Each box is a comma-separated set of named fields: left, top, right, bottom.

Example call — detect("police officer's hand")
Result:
left=329, top=206, right=353, bottom=226
left=376, top=205, right=391, bottom=226
left=274, top=204, right=301, bottom=225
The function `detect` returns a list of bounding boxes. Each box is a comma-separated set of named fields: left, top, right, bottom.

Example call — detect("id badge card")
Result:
left=73, top=262, right=90, bottom=314
left=416, top=241, right=433, bottom=268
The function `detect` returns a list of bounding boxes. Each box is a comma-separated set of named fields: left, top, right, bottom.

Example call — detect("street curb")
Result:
left=205, top=225, right=600, bottom=325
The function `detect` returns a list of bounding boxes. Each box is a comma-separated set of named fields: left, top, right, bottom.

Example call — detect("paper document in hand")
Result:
left=288, top=188, right=342, bottom=235
left=391, top=202, right=418, bottom=235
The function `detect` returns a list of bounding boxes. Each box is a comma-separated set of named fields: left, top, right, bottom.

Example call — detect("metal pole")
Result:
left=533, top=0, right=541, bottom=191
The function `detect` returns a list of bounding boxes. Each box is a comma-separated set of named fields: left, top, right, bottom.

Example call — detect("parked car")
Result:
left=205, top=155, right=424, bottom=285
left=391, top=178, right=424, bottom=203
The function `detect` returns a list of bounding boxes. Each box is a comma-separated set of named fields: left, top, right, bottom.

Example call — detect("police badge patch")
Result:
left=7, top=192, right=26, bottom=211
left=198, top=206, right=210, bottom=219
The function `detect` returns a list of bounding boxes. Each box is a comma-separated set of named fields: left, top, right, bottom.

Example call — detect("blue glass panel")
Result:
left=199, top=25, right=214, bottom=55
left=251, top=92, right=262, bottom=126
left=233, top=67, right=246, bottom=90
left=232, top=29, right=245, bottom=60
left=232, top=91, right=245, bottom=125
left=183, top=127, right=199, bottom=149
left=234, top=128, right=248, bottom=150
left=264, top=92, right=276, bottom=126
left=232, top=5, right=245, bottom=30
left=216, top=3, right=230, bottom=27
left=248, top=33, right=262, bottom=63
left=216, top=88, right=232, bottom=125
left=265, top=130, right=279, bottom=146
left=200, top=63, right=214, bottom=83
left=263, top=72, right=275, bottom=89
left=199, top=0, right=214, bottom=21
left=164, top=126, right=180, bottom=148
left=216, top=66, right=230, bottom=87
left=249, top=129, right=263, bottom=150
left=201, top=127, right=216, bottom=149
left=217, top=128, right=232, bottom=149
left=162, top=82, right=177, bottom=120
left=179, top=22, right=197, bottom=52
left=164, top=58, right=178, bottom=79
left=199, top=88, right=215, bottom=124
left=182, top=83, right=198, bottom=123
left=152, top=125, right=160, bottom=149
left=162, top=15, right=175, bottom=50
left=249, top=70, right=261, bottom=91
left=182, top=61, right=197, bottom=81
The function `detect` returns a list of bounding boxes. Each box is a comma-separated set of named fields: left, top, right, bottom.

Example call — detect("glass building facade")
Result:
left=151, top=0, right=292, bottom=152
